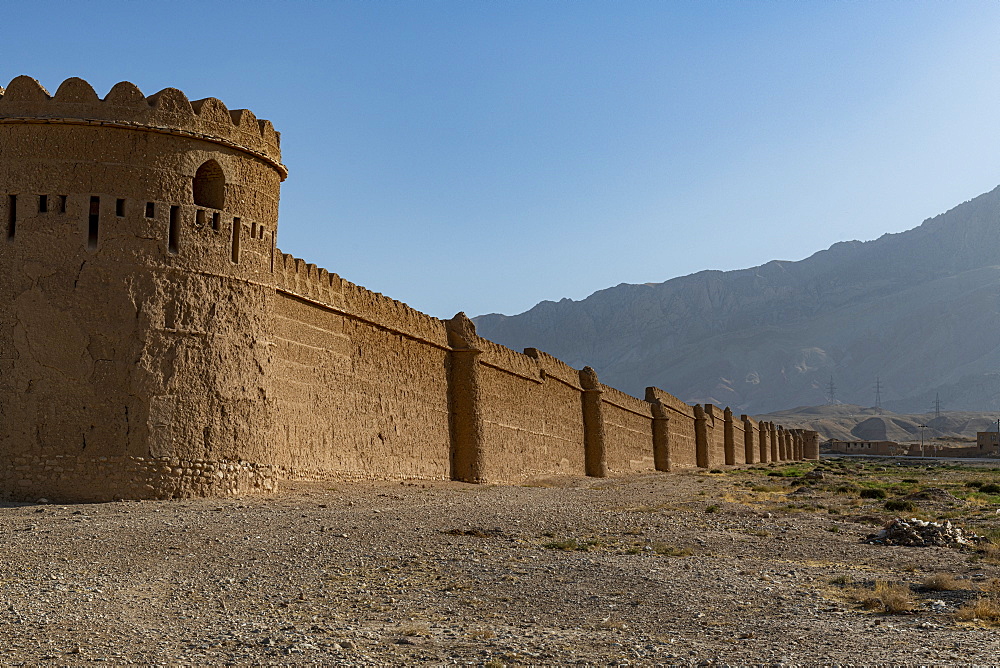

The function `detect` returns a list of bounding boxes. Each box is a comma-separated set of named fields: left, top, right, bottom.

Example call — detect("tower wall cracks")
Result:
left=0, top=77, right=818, bottom=502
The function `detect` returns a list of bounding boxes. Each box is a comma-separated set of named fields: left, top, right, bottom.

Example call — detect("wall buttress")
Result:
left=580, top=366, right=607, bottom=477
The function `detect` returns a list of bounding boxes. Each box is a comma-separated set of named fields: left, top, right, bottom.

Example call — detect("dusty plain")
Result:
left=3, top=458, right=1000, bottom=665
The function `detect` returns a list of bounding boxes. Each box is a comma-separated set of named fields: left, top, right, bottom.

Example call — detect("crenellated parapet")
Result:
left=273, top=251, right=343, bottom=306
left=0, top=76, right=284, bottom=179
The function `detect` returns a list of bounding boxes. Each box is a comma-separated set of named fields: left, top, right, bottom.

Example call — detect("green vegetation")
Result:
left=884, top=499, right=916, bottom=512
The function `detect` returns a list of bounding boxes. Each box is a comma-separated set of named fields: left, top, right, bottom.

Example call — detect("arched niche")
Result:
left=193, top=160, right=226, bottom=209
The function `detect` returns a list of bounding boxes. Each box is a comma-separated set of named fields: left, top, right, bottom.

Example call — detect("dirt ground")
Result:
left=3, top=457, right=1000, bottom=665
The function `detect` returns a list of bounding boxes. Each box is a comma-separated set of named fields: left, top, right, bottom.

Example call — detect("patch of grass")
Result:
left=743, top=529, right=769, bottom=537
left=966, top=481, right=984, bottom=488
left=767, top=466, right=810, bottom=478
left=624, top=505, right=660, bottom=513
left=709, top=469, right=724, bottom=474
left=750, top=484, right=787, bottom=493
left=922, top=573, right=964, bottom=591
left=885, top=499, right=917, bottom=512
left=955, top=597, right=1000, bottom=624
left=651, top=542, right=694, bottom=557
left=443, top=527, right=503, bottom=538
left=782, top=502, right=824, bottom=512
left=860, top=488, right=887, bottom=500
left=828, top=574, right=853, bottom=585
left=705, top=504, right=719, bottom=513
left=981, top=483, right=1000, bottom=494
left=543, top=539, right=589, bottom=551
left=826, top=525, right=840, bottom=533
left=843, top=581, right=918, bottom=614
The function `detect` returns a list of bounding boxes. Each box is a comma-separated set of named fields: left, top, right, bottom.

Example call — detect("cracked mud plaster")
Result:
left=14, top=287, right=91, bottom=380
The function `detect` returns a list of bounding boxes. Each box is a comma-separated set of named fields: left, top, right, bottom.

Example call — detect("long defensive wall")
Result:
left=0, top=76, right=818, bottom=502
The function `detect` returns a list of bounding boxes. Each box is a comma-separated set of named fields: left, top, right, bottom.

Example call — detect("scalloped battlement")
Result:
left=0, top=76, right=284, bottom=177
left=274, top=251, right=342, bottom=305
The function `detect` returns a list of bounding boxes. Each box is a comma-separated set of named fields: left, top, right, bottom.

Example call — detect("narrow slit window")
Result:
left=116, top=199, right=125, bottom=217
left=231, top=217, right=241, bottom=263
left=250, top=221, right=258, bottom=239
left=59, top=195, right=67, bottom=213
left=6, top=195, right=16, bottom=240
left=88, top=196, right=100, bottom=249
left=168, top=206, right=180, bottom=254
left=196, top=210, right=206, bottom=228
left=38, top=195, right=48, bottom=213
left=211, top=212, right=220, bottom=231
left=145, top=202, right=155, bottom=218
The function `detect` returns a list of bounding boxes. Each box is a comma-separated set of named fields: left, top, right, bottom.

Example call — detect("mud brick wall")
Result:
left=600, top=386, right=656, bottom=474
left=474, top=342, right=585, bottom=481
left=269, top=259, right=452, bottom=481
left=0, top=76, right=819, bottom=502
left=645, top=388, right=698, bottom=470
left=700, top=405, right=727, bottom=469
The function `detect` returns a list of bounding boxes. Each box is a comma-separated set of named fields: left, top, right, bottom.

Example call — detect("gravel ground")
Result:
left=2, top=465, right=999, bottom=665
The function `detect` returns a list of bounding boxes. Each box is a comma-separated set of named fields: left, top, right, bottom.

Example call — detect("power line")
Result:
left=931, top=392, right=942, bottom=419
left=826, top=376, right=837, bottom=404
left=874, top=377, right=883, bottom=415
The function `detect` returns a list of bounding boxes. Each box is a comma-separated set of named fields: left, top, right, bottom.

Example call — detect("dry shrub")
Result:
left=597, top=615, right=627, bottom=630
left=399, top=621, right=431, bottom=636
left=844, top=581, right=918, bottom=614
left=978, top=543, right=1000, bottom=564
left=468, top=628, right=496, bottom=639
left=981, top=578, right=1000, bottom=594
left=923, top=573, right=964, bottom=591
left=955, top=597, right=1000, bottom=623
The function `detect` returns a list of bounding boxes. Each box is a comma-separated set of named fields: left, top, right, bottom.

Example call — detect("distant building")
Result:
left=976, top=432, right=1000, bottom=451
left=826, top=440, right=907, bottom=456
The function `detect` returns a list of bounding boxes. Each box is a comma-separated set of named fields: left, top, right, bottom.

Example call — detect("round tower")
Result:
left=0, top=76, right=286, bottom=500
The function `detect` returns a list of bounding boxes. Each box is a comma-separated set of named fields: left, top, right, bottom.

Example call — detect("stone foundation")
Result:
left=0, top=454, right=277, bottom=503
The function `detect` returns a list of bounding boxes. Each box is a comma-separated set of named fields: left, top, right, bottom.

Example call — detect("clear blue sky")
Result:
left=5, top=1, right=1000, bottom=319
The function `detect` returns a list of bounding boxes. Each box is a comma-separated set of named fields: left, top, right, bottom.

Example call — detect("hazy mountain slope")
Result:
left=475, top=185, right=1000, bottom=413
left=756, top=404, right=999, bottom=442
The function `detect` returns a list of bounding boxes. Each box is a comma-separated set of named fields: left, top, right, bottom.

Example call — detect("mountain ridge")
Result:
left=475, top=184, right=1000, bottom=413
